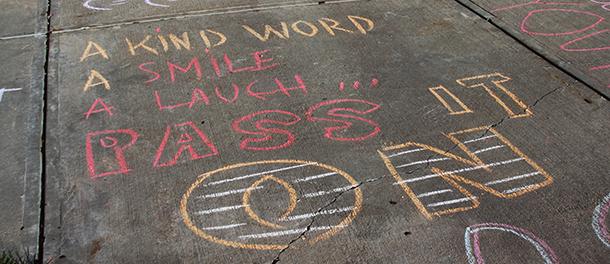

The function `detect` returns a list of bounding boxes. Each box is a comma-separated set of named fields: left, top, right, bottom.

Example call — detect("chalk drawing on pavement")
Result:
left=180, top=160, right=363, bottom=250
left=465, top=223, right=559, bottom=264
left=429, top=73, right=532, bottom=118
left=0, top=87, right=22, bottom=104
left=593, top=192, right=610, bottom=248
left=83, top=0, right=178, bottom=11
left=378, top=126, right=553, bottom=219
left=428, top=85, right=473, bottom=115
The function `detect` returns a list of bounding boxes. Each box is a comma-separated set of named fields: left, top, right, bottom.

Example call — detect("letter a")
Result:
left=84, top=98, right=114, bottom=119
left=153, top=121, right=219, bottom=167
left=80, top=41, right=109, bottom=62
left=83, top=70, right=110, bottom=91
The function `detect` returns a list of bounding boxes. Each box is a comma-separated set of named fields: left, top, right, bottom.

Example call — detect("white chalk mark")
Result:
left=485, top=172, right=541, bottom=186
left=417, top=189, right=453, bottom=198
left=387, top=135, right=497, bottom=159
left=197, top=186, right=264, bottom=199
left=283, top=206, right=355, bottom=221
left=394, top=158, right=525, bottom=184
left=387, top=148, right=424, bottom=158
left=195, top=205, right=247, bottom=215
left=0, top=88, right=22, bottom=103
left=394, top=145, right=505, bottom=169
left=592, top=192, right=610, bottom=248
left=502, top=184, right=539, bottom=194
left=84, top=0, right=176, bottom=11
left=302, top=185, right=357, bottom=198
left=463, top=134, right=497, bottom=144
left=204, top=163, right=313, bottom=186
left=293, top=172, right=337, bottom=183
left=145, top=0, right=170, bottom=7
left=396, top=157, right=450, bottom=168
left=465, top=224, right=559, bottom=264
left=83, top=0, right=113, bottom=11
left=201, top=223, right=247, bottom=231
left=472, top=145, right=505, bottom=154
left=238, top=225, right=345, bottom=239
left=427, top=197, right=476, bottom=208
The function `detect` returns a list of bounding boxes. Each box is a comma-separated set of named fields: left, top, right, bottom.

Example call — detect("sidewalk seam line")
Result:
left=454, top=0, right=610, bottom=100
left=38, top=0, right=52, bottom=262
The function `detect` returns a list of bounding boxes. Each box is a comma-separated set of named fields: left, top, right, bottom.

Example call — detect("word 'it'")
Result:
left=429, top=73, right=532, bottom=118
left=378, top=126, right=553, bottom=219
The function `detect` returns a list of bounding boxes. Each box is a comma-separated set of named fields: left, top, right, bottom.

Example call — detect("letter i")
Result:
left=205, top=48, right=222, bottom=78
left=156, top=27, right=169, bottom=52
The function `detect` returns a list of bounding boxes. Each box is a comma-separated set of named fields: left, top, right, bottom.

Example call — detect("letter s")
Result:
left=306, top=99, right=381, bottom=141
left=232, top=110, right=301, bottom=151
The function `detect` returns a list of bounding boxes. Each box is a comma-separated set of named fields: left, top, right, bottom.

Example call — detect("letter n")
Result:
left=377, top=126, right=553, bottom=219
left=85, top=129, right=139, bottom=179
left=153, top=121, right=218, bottom=167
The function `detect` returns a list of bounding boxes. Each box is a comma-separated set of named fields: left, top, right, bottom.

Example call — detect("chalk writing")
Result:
left=0, top=87, right=22, bottom=103
left=84, top=98, right=114, bottom=119
left=338, top=78, right=379, bottom=91
left=180, top=160, right=363, bottom=250
left=493, top=1, right=610, bottom=88
left=378, top=126, right=553, bottom=219
left=493, top=0, right=588, bottom=12
left=593, top=192, right=610, bottom=248
left=85, top=129, right=139, bottom=179
left=153, top=121, right=218, bottom=168
left=457, top=73, right=532, bottom=118
left=428, top=85, right=473, bottom=115
left=232, top=110, right=302, bottom=151
left=80, top=41, right=109, bottom=62
left=83, top=0, right=178, bottom=11
left=138, top=49, right=279, bottom=83
left=430, top=73, right=532, bottom=118
left=520, top=9, right=603, bottom=36
left=305, top=99, right=381, bottom=141
left=242, top=16, right=374, bottom=42
left=83, top=69, right=110, bottom=91
left=464, top=223, right=559, bottom=264
left=232, top=99, right=382, bottom=151
left=591, top=0, right=610, bottom=11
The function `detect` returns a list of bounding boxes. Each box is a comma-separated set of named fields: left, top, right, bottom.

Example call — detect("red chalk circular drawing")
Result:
left=180, top=160, right=363, bottom=250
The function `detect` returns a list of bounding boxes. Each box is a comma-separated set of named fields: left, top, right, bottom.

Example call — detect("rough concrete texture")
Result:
left=1, top=0, right=610, bottom=263
left=52, top=0, right=341, bottom=30
left=460, top=0, right=610, bottom=97
left=0, top=0, right=47, bottom=38
left=0, top=37, right=45, bottom=253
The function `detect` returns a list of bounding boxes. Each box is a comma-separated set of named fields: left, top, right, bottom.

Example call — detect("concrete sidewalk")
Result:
left=1, top=0, right=609, bottom=263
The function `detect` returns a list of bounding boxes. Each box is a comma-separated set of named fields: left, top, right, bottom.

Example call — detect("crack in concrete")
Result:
left=417, top=85, right=563, bottom=178
left=37, top=0, right=53, bottom=262
left=270, top=86, right=561, bottom=263
left=270, top=175, right=385, bottom=263
left=454, top=0, right=610, bottom=100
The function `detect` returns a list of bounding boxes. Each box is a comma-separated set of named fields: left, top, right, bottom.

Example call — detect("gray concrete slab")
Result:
left=0, top=37, right=45, bottom=253
left=51, top=0, right=346, bottom=30
left=44, top=0, right=610, bottom=263
left=458, top=0, right=610, bottom=98
left=0, top=0, right=47, bottom=38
